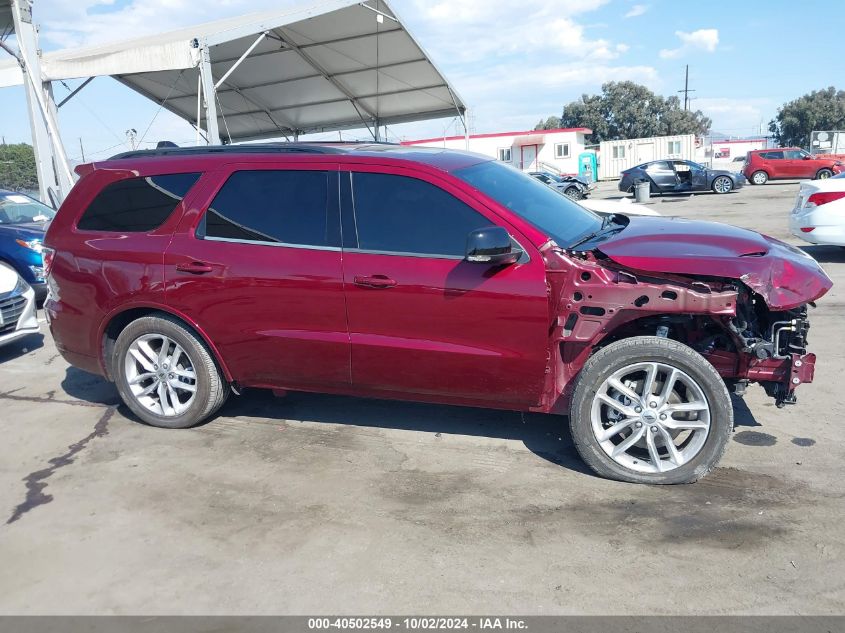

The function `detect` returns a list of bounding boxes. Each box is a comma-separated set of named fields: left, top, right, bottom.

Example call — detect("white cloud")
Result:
left=659, top=28, right=719, bottom=59
left=624, top=4, right=649, bottom=18
left=693, top=97, right=773, bottom=134
left=409, top=0, right=626, bottom=62
left=446, top=62, right=660, bottom=133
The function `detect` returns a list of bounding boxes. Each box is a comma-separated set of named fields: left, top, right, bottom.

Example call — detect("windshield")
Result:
left=0, top=193, right=55, bottom=224
left=454, top=161, right=602, bottom=248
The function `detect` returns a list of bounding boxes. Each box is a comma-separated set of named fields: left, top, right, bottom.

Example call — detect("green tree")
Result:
left=0, top=143, right=38, bottom=192
left=555, top=81, right=711, bottom=144
left=769, top=87, right=845, bottom=148
left=534, top=116, right=562, bottom=130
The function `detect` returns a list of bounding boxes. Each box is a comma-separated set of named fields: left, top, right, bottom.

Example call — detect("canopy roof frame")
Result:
left=0, top=0, right=469, bottom=201
left=0, top=0, right=467, bottom=143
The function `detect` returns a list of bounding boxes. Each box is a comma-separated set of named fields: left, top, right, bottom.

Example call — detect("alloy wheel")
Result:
left=124, top=333, right=198, bottom=417
left=713, top=176, right=732, bottom=193
left=590, top=361, right=711, bottom=474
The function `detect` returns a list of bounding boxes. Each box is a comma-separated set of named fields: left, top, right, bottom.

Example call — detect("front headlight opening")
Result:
left=13, top=275, right=31, bottom=296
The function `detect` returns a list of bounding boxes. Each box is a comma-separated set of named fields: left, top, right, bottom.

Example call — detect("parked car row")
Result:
left=791, top=172, right=845, bottom=247
left=618, top=160, right=746, bottom=195
left=0, top=262, right=39, bottom=349
left=0, top=189, right=55, bottom=302
left=743, top=148, right=843, bottom=185
left=528, top=171, right=593, bottom=200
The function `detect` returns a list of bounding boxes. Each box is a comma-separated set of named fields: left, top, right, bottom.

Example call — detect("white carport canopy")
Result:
left=0, top=0, right=467, bottom=143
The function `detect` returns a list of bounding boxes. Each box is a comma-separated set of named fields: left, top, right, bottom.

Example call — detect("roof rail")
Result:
left=106, top=142, right=390, bottom=161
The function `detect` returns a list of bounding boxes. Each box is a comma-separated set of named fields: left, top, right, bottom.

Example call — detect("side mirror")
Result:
left=465, top=226, right=521, bottom=266
left=803, top=154, right=812, bottom=160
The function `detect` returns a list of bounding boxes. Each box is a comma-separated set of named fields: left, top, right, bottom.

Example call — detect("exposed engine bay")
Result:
left=537, top=244, right=820, bottom=413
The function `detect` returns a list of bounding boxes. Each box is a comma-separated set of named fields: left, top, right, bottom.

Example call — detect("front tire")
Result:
left=750, top=170, right=768, bottom=185
left=569, top=336, right=732, bottom=484
left=816, top=168, right=834, bottom=180
left=712, top=175, right=733, bottom=194
left=564, top=186, right=583, bottom=200
left=113, top=314, right=228, bottom=429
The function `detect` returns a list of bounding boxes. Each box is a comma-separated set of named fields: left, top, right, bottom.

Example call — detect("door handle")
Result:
left=353, top=275, right=397, bottom=289
left=176, top=261, right=214, bottom=274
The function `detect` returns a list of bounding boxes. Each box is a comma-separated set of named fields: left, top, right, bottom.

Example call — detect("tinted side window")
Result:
left=200, top=170, right=332, bottom=247
left=78, top=173, right=200, bottom=232
left=762, top=151, right=784, bottom=160
left=352, top=173, right=490, bottom=257
left=646, top=162, right=672, bottom=171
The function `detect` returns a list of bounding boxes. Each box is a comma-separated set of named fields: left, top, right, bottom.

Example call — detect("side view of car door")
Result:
left=339, top=165, right=551, bottom=408
left=163, top=162, right=351, bottom=390
left=645, top=161, right=677, bottom=191
left=783, top=149, right=810, bottom=178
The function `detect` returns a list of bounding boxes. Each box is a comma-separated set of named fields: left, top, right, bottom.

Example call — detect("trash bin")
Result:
left=633, top=179, right=650, bottom=203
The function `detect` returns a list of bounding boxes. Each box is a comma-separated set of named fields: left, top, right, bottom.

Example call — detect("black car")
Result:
left=528, top=171, right=592, bottom=200
left=618, top=159, right=746, bottom=195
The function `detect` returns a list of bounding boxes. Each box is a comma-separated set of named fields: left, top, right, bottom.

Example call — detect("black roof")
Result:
left=108, top=141, right=395, bottom=161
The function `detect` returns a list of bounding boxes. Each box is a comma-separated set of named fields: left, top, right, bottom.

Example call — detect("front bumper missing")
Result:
left=747, top=352, right=816, bottom=408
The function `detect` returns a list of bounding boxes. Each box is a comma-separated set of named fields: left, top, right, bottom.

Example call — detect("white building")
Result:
left=598, top=134, right=697, bottom=180
left=402, top=127, right=592, bottom=175
left=705, top=138, right=769, bottom=170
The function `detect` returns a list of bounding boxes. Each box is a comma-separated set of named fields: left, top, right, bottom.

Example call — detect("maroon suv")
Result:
left=743, top=147, right=844, bottom=184
left=43, top=144, right=832, bottom=484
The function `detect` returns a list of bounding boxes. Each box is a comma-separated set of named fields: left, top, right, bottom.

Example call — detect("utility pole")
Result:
left=678, top=64, right=696, bottom=111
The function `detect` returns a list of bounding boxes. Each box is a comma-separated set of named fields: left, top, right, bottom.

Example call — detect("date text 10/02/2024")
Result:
left=307, top=618, right=528, bottom=630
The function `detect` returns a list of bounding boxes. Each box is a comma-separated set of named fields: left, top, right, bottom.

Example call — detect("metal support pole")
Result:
left=10, top=0, right=74, bottom=204
left=195, top=72, right=203, bottom=146
left=373, top=119, right=380, bottom=142
left=214, top=32, right=266, bottom=90
left=198, top=42, right=221, bottom=145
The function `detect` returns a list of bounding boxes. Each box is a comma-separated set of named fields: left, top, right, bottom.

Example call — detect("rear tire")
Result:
left=112, top=314, right=228, bottom=429
left=816, top=168, right=834, bottom=180
left=750, top=170, right=768, bottom=185
left=569, top=336, right=733, bottom=484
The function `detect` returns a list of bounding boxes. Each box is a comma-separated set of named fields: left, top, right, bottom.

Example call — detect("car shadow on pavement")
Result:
left=731, top=393, right=761, bottom=428
left=801, top=245, right=845, bottom=264
left=57, top=368, right=763, bottom=478
left=222, top=388, right=596, bottom=476
left=60, top=366, right=121, bottom=407
left=0, top=333, right=44, bottom=363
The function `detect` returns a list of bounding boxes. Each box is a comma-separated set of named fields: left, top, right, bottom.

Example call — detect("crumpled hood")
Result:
left=596, top=216, right=832, bottom=309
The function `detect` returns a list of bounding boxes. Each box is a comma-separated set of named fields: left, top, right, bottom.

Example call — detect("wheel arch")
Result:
left=99, top=304, right=233, bottom=383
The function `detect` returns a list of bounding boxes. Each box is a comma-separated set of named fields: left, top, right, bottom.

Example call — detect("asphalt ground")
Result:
left=1, top=179, right=843, bottom=614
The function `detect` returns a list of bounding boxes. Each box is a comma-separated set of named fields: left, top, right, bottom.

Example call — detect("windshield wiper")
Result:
left=567, top=214, right=622, bottom=250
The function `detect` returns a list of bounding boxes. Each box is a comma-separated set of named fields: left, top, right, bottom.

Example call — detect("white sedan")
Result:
left=0, top=263, right=39, bottom=348
left=790, top=173, right=845, bottom=246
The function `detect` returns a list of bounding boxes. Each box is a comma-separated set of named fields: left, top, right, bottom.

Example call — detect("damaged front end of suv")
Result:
left=537, top=216, right=832, bottom=414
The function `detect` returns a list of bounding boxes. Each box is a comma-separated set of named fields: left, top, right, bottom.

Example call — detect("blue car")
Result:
left=0, top=189, right=56, bottom=302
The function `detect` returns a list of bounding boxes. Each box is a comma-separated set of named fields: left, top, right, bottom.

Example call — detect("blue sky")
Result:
left=1, top=0, right=843, bottom=161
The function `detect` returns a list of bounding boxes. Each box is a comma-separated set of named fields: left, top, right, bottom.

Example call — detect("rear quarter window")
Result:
left=77, top=173, right=201, bottom=232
